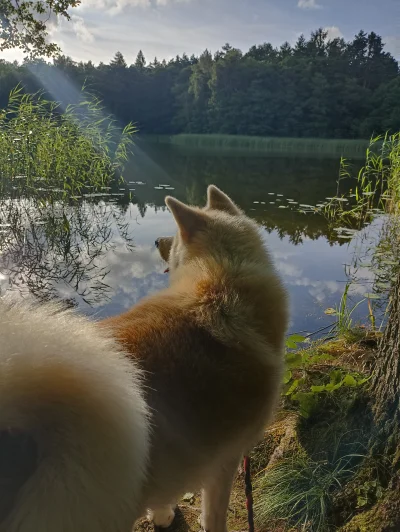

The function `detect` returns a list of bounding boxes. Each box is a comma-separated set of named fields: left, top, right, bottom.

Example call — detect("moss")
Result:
left=339, top=484, right=400, bottom=532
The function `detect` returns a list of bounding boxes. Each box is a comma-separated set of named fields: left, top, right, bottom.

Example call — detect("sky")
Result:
left=2, top=0, right=400, bottom=64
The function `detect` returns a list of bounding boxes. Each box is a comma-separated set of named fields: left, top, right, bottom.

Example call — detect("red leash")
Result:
left=244, top=456, right=255, bottom=532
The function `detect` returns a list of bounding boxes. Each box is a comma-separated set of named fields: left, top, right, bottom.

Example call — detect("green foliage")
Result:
left=0, top=0, right=79, bottom=57
left=284, top=332, right=370, bottom=419
left=255, top=451, right=363, bottom=531
left=355, top=480, right=384, bottom=509
left=321, top=133, right=400, bottom=309
left=0, top=28, right=398, bottom=138
left=0, top=86, right=135, bottom=198
left=325, top=283, right=368, bottom=336
left=0, top=86, right=135, bottom=304
left=285, top=367, right=369, bottom=419
left=323, top=133, right=400, bottom=225
left=285, top=333, right=307, bottom=350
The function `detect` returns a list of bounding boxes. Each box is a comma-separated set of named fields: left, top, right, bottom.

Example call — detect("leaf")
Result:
left=285, top=352, right=303, bottom=369
left=311, top=385, right=327, bottom=393
left=62, top=213, right=70, bottom=233
left=324, top=308, right=337, bottom=315
left=364, top=293, right=382, bottom=300
left=357, top=495, right=369, bottom=508
left=330, top=370, right=343, bottom=385
left=291, top=392, right=317, bottom=418
left=288, top=334, right=307, bottom=343
left=356, top=377, right=372, bottom=386
left=325, top=382, right=342, bottom=392
left=343, top=374, right=357, bottom=387
left=284, top=379, right=300, bottom=396
left=285, top=339, right=297, bottom=349
left=182, top=492, right=195, bottom=502
left=283, top=370, right=292, bottom=384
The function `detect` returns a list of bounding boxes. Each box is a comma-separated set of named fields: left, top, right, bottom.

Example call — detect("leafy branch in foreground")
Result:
left=0, top=86, right=135, bottom=198
left=0, top=0, right=80, bottom=57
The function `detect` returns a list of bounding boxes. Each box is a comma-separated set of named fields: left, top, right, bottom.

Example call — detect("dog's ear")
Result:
left=165, top=197, right=206, bottom=242
left=206, top=185, right=241, bottom=215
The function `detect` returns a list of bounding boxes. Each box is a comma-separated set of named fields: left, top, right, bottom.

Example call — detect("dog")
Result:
left=0, top=185, right=288, bottom=532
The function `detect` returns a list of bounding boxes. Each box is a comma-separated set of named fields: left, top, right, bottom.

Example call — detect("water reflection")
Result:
left=0, top=145, right=371, bottom=333
left=0, top=196, right=135, bottom=307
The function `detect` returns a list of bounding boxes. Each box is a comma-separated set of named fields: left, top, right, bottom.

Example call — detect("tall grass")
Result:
left=143, top=134, right=370, bottom=158
left=323, top=133, right=400, bottom=304
left=0, top=87, right=135, bottom=198
left=254, top=451, right=363, bottom=531
left=324, top=133, right=400, bottom=225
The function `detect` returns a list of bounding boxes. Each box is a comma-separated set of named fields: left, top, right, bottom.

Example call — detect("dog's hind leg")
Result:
left=148, top=504, right=176, bottom=528
left=200, top=455, right=241, bottom=532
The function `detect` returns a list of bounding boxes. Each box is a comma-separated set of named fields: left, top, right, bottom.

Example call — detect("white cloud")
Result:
left=297, top=0, right=322, bottom=9
left=77, top=0, right=190, bottom=15
left=324, top=26, right=343, bottom=40
left=71, top=16, right=95, bottom=43
left=384, top=36, right=400, bottom=58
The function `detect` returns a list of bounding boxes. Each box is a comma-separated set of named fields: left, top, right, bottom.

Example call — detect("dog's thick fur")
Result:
left=0, top=186, right=288, bottom=532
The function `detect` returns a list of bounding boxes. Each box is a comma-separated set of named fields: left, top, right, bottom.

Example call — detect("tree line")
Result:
left=0, top=28, right=399, bottom=139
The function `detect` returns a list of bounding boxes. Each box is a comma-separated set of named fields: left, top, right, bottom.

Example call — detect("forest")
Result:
left=0, top=28, right=399, bottom=139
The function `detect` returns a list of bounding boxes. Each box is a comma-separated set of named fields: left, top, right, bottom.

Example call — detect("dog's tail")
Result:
left=0, top=298, right=149, bottom=532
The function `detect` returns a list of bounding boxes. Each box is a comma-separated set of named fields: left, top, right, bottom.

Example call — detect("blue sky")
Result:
left=3, top=0, right=400, bottom=63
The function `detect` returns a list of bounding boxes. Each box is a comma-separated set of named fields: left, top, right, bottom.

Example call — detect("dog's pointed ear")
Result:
left=206, top=185, right=241, bottom=215
left=165, top=196, right=206, bottom=242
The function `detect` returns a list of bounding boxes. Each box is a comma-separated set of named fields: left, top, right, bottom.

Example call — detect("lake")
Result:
left=0, top=141, right=377, bottom=336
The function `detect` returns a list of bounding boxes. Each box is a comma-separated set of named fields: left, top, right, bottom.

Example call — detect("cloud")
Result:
left=384, top=36, right=400, bottom=58
left=71, top=15, right=95, bottom=43
left=77, top=0, right=190, bottom=15
left=297, top=0, right=322, bottom=9
left=324, top=26, right=343, bottom=40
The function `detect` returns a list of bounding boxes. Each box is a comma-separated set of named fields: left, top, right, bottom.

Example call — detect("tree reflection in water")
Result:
left=0, top=190, right=134, bottom=307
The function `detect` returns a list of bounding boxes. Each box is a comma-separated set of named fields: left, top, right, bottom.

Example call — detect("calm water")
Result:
left=0, top=143, right=376, bottom=335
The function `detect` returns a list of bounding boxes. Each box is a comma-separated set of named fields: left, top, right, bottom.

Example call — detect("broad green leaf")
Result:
left=283, top=370, right=292, bottom=384
left=343, top=374, right=357, bottom=387
left=311, top=385, right=327, bottom=393
left=285, top=352, right=303, bottom=369
left=284, top=379, right=300, bottom=396
left=288, top=334, right=307, bottom=343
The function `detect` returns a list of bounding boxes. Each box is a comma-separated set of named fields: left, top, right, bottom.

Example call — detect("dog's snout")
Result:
left=155, top=239, right=160, bottom=248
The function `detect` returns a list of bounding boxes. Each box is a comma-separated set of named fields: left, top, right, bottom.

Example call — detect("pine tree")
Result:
left=110, top=51, right=127, bottom=68
left=135, top=50, right=146, bottom=71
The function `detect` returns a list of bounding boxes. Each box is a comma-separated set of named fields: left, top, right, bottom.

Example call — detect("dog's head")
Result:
left=155, top=185, right=264, bottom=277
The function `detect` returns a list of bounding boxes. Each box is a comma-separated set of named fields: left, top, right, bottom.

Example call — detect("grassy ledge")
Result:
left=141, top=134, right=371, bottom=158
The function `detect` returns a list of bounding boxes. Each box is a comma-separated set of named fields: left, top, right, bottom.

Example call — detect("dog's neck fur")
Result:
left=167, top=250, right=287, bottom=364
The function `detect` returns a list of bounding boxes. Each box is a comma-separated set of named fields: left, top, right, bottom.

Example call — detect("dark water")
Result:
left=0, top=143, right=376, bottom=335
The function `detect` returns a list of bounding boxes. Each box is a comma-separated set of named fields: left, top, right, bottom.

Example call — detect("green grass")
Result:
left=0, top=86, right=135, bottom=199
left=143, top=134, right=370, bottom=158
left=324, top=133, right=400, bottom=226
left=254, top=450, right=364, bottom=531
